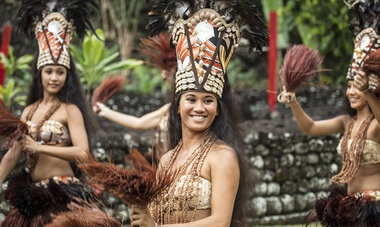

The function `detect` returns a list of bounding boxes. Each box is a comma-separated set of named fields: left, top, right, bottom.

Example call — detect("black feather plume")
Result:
left=146, top=0, right=268, bottom=52
left=16, top=0, right=99, bottom=40
left=349, top=0, right=380, bottom=35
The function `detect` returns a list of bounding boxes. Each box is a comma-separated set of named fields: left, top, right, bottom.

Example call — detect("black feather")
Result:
left=146, top=0, right=268, bottom=52
left=16, top=0, right=99, bottom=40
left=350, top=0, right=380, bottom=35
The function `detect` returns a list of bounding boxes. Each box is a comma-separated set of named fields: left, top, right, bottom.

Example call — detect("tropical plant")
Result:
left=70, top=29, right=143, bottom=96
left=0, top=79, right=26, bottom=108
left=279, top=0, right=354, bottom=83
left=125, top=65, right=167, bottom=95
left=0, top=46, right=32, bottom=107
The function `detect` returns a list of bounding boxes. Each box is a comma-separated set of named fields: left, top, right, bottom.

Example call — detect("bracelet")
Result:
left=32, top=141, right=41, bottom=154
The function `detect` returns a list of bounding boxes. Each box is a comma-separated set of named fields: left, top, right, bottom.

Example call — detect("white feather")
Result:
left=175, top=2, right=190, bottom=18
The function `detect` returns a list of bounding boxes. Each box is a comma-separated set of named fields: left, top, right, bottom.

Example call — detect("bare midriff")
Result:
left=31, top=144, right=74, bottom=181
left=348, top=163, right=380, bottom=193
left=161, top=209, right=211, bottom=224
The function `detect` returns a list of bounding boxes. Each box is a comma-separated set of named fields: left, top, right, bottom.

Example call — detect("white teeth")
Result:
left=192, top=116, right=205, bottom=120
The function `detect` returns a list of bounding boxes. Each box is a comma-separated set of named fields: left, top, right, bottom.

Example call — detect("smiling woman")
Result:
left=128, top=1, right=269, bottom=226
left=0, top=0, right=119, bottom=226
left=277, top=1, right=380, bottom=226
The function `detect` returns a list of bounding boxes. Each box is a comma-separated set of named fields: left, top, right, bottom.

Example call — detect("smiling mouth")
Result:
left=191, top=115, right=207, bottom=121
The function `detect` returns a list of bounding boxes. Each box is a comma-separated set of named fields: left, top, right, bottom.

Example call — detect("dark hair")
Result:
left=27, top=55, right=97, bottom=147
left=27, top=56, right=97, bottom=181
left=167, top=75, right=249, bottom=227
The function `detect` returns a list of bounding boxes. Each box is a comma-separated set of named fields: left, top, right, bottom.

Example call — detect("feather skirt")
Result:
left=2, top=170, right=100, bottom=227
left=312, top=187, right=380, bottom=227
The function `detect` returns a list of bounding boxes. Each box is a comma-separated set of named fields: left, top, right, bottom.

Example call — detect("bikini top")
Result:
left=26, top=120, right=71, bottom=145
left=163, top=174, right=212, bottom=211
left=337, top=138, right=380, bottom=165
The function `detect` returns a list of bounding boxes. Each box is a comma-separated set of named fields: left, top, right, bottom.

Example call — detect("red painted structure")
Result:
left=268, top=11, right=277, bottom=112
left=0, top=25, right=12, bottom=87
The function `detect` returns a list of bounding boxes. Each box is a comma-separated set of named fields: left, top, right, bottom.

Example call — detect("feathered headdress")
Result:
left=138, top=32, right=177, bottom=72
left=346, top=0, right=380, bottom=85
left=16, top=0, right=99, bottom=69
left=147, top=0, right=269, bottom=98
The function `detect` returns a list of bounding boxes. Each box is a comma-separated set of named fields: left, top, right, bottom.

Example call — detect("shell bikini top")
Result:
left=167, top=174, right=212, bottom=210
left=26, top=120, right=71, bottom=145
left=337, top=138, right=380, bottom=165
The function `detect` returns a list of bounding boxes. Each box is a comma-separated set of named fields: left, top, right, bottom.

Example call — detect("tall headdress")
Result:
left=16, top=0, right=99, bottom=69
left=147, top=0, right=269, bottom=98
left=138, top=32, right=177, bottom=72
left=345, top=0, right=380, bottom=83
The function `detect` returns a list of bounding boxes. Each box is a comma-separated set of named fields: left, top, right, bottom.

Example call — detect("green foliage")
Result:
left=125, top=65, right=167, bottom=95
left=280, top=0, right=354, bottom=83
left=70, top=29, right=143, bottom=95
left=0, top=46, right=32, bottom=107
left=227, top=58, right=268, bottom=90
left=0, top=79, right=26, bottom=108
left=0, top=46, right=33, bottom=79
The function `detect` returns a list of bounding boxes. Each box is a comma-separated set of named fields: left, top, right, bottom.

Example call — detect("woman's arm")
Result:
left=355, top=70, right=380, bottom=125
left=279, top=91, right=346, bottom=136
left=131, top=147, right=240, bottom=227
left=95, top=102, right=170, bottom=130
left=24, top=104, right=89, bottom=163
left=0, top=141, right=23, bottom=186
left=0, top=106, right=31, bottom=185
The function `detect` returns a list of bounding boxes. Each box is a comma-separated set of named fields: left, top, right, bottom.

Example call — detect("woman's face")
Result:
left=346, top=80, right=367, bottom=110
left=178, top=91, right=218, bottom=133
left=41, top=65, right=67, bottom=94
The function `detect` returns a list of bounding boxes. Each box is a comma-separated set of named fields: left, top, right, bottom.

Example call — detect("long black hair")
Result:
left=27, top=55, right=97, bottom=148
left=167, top=75, right=249, bottom=227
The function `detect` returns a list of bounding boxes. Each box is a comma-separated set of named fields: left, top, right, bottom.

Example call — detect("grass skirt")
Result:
left=312, top=187, right=380, bottom=227
left=1, top=169, right=117, bottom=227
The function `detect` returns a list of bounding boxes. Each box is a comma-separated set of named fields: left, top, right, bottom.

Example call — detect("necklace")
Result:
left=25, top=99, right=62, bottom=169
left=331, top=114, right=374, bottom=184
left=150, top=133, right=216, bottom=224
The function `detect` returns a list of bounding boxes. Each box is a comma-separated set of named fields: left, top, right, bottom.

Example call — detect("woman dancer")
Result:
left=93, top=32, right=176, bottom=156
left=0, top=1, right=118, bottom=226
left=278, top=1, right=380, bottom=225
left=129, top=1, right=268, bottom=226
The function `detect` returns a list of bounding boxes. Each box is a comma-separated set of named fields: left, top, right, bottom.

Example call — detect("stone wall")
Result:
left=0, top=86, right=348, bottom=225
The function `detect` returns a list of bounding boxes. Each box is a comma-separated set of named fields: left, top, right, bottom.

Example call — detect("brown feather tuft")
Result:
left=91, top=76, right=127, bottom=108
left=45, top=207, right=120, bottom=227
left=0, top=104, right=28, bottom=148
left=363, top=49, right=380, bottom=75
left=80, top=149, right=174, bottom=206
left=280, top=45, right=327, bottom=92
left=138, top=33, right=177, bottom=71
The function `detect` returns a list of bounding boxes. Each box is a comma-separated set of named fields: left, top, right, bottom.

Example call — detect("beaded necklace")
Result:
left=25, top=99, right=62, bottom=170
left=150, top=133, right=216, bottom=224
left=331, top=114, right=374, bottom=184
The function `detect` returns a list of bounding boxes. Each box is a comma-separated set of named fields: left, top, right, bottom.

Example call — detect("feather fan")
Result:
left=80, top=149, right=174, bottom=206
left=16, top=0, right=99, bottom=39
left=146, top=0, right=269, bottom=53
left=280, top=45, right=326, bottom=92
left=0, top=104, right=28, bottom=148
left=91, top=76, right=127, bottom=108
left=45, top=207, right=120, bottom=227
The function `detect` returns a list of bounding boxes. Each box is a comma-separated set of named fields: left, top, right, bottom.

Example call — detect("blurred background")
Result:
left=0, top=0, right=354, bottom=226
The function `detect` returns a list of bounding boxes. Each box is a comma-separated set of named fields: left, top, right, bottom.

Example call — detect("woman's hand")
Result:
left=277, top=87, right=296, bottom=105
left=130, top=205, right=156, bottom=227
left=354, top=70, right=370, bottom=92
left=93, top=102, right=111, bottom=117
left=22, top=136, right=39, bottom=155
